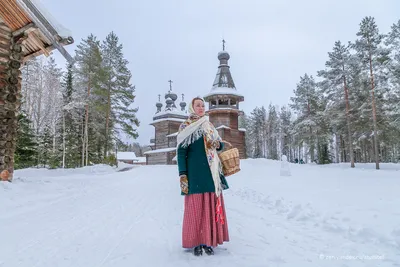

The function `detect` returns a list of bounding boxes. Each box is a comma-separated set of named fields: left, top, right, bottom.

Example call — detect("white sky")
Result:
left=40, top=0, right=399, bottom=145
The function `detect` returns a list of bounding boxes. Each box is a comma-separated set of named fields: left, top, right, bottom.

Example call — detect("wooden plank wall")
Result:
left=155, top=120, right=181, bottom=149
left=218, top=129, right=246, bottom=159
left=147, top=152, right=177, bottom=165
left=146, top=152, right=167, bottom=165
left=209, top=110, right=239, bottom=129
left=150, top=120, right=182, bottom=165
left=155, top=121, right=169, bottom=149
left=210, top=112, right=231, bottom=129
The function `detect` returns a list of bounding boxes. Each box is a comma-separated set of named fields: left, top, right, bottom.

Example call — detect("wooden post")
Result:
left=0, top=24, right=23, bottom=182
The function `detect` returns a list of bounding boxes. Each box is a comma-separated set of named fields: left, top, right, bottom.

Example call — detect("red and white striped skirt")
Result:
left=182, top=192, right=229, bottom=248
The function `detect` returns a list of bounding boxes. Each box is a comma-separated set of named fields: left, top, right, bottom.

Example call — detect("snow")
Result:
left=167, top=132, right=179, bottom=137
left=135, top=157, right=146, bottom=163
left=209, top=107, right=239, bottom=111
left=25, top=0, right=73, bottom=38
left=204, top=87, right=244, bottom=98
left=155, top=109, right=187, bottom=118
left=280, top=155, right=291, bottom=176
left=116, top=152, right=137, bottom=160
left=143, top=147, right=177, bottom=154
left=150, top=118, right=185, bottom=125
left=216, top=125, right=231, bottom=130
left=238, top=128, right=246, bottom=132
left=1, top=160, right=400, bottom=266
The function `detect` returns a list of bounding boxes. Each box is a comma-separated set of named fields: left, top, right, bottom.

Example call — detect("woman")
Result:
left=176, top=96, right=230, bottom=256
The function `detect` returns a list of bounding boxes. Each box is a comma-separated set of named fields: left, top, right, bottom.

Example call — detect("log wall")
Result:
left=208, top=109, right=246, bottom=159
left=209, top=110, right=239, bottom=129
left=154, top=121, right=181, bottom=149
left=146, top=151, right=176, bottom=165
left=148, top=120, right=181, bottom=165
left=218, top=129, right=246, bottom=159
left=0, top=21, right=23, bottom=181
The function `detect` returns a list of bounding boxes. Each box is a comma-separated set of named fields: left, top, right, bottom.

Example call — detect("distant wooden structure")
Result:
left=144, top=84, right=188, bottom=165
left=0, top=0, right=73, bottom=181
left=203, top=44, right=246, bottom=158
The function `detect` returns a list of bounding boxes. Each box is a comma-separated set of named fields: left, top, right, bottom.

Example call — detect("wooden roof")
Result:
left=0, top=0, right=73, bottom=62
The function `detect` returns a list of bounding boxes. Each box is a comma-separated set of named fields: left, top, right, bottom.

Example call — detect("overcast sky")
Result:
left=41, top=0, right=399, bottom=145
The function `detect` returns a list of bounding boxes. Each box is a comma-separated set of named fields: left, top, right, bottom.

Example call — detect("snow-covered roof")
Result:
left=216, top=125, right=231, bottom=130
left=203, top=87, right=244, bottom=99
left=154, top=109, right=187, bottom=117
left=29, top=0, right=72, bottom=38
left=11, top=0, right=74, bottom=62
left=166, top=132, right=179, bottom=137
left=143, top=147, right=177, bottom=155
left=150, top=118, right=185, bottom=125
left=117, top=152, right=137, bottom=160
left=208, top=107, right=240, bottom=111
left=239, top=128, right=246, bottom=132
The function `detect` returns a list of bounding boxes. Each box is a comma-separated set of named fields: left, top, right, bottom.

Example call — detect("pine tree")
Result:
left=15, top=111, right=37, bottom=169
left=318, top=41, right=355, bottom=167
left=101, top=32, right=139, bottom=158
left=60, top=64, right=81, bottom=168
left=353, top=16, right=390, bottom=169
left=239, top=112, right=252, bottom=158
left=386, top=20, right=400, bottom=162
left=267, top=104, right=279, bottom=160
left=38, top=124, right=53, bottom=168
left=290, top=74, right=319, bottom=162
left=314, top=95, right=332, bottom=164
left=74, top=34, right=104, bottom=166
left=248, top=107, right=266, bottom=158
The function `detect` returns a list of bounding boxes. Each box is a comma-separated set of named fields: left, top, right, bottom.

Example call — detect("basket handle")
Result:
left=221, top=140, right=233, bottom=149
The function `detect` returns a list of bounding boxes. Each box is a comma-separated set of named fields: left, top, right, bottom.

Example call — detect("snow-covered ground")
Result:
left=1, top=159, right=399, bottom=267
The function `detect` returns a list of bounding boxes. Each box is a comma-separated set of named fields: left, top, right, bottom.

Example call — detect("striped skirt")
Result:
left=182, top=192, right=229, bottom=248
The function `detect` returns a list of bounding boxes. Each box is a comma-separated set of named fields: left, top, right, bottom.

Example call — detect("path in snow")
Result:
left=1, top=160, right=399, bottom=267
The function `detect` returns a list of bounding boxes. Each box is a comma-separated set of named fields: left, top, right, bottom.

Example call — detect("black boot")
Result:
left=193, top=245, right=203, bottom=256
left=202, top=245, right=214, bottom=255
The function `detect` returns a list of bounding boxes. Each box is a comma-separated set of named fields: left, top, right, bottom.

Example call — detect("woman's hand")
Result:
left=180, top=175, right=188, bottom=194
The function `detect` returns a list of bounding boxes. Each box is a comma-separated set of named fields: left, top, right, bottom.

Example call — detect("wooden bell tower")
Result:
left=204, top=41, right=246, bottom=158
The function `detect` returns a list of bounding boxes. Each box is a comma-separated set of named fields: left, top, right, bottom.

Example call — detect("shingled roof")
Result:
left=0, top=0, right=73, bottom=62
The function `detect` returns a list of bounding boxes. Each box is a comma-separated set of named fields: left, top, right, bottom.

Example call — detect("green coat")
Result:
left=177, top=136, right=229, bottom=195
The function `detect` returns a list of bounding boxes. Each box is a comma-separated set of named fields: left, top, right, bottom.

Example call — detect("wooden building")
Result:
left=203, top=47, right=246, bottom=158
left=144, top=84, right=188, bottom=165
left=0, top=0, right=73, bottom=181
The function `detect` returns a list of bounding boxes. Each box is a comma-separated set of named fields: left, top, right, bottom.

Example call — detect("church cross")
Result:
left=168, top=80, right=173, bottom=92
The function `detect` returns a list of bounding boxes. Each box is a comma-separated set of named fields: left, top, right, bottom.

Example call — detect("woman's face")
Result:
left=193, top=99, right=205, bottom=116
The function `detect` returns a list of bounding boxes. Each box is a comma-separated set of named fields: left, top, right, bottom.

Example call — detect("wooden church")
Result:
left=145, top=43, right=246, bottom=165
left=144, top=81, right=188, bottom=165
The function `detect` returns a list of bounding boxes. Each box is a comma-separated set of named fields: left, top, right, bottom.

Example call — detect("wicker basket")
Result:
left=218, top=140, right=240, bottom=177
